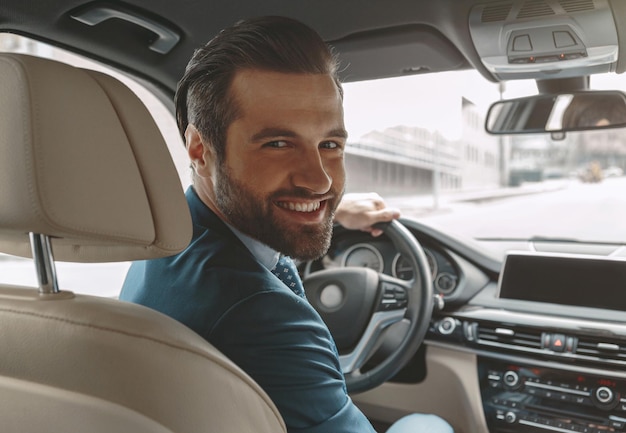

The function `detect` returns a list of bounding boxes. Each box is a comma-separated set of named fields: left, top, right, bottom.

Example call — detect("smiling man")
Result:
left=120, top=16, right=452, bottom=433
left=188, top=68, right=346, bottom=261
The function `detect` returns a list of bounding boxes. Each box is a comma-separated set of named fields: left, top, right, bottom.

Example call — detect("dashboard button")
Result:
left=574, top=396, right=593, bottom=406
left=558, top=393, right=571, bottom=402
left=550, top=334, right=567, bottom=352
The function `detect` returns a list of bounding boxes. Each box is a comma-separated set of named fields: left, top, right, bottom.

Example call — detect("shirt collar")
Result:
left=225, top=223, right=280, bottom=271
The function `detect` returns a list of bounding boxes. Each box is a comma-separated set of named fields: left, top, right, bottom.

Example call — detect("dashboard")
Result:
left=306, top=219, right=626, bottom=433
left=427, top=234, right=626, bottom=433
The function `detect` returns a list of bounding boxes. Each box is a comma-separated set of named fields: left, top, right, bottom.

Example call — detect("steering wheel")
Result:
left=302, top=220, right=434, bottom=394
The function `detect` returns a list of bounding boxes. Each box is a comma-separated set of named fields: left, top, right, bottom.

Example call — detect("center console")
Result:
left=431, top=308, right=626, bottom=433
left=480, top=358, right=626, bottom=433
left=428, top=251, right=626, bottom=433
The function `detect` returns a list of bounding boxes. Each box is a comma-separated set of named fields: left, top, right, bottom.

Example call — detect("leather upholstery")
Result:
left=0, top=53, right=286, bottom=433
left=0, top=53, right=191, bottom=262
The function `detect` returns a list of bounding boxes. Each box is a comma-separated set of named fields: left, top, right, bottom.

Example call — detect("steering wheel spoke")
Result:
left=339, top=308, right=406, bottom=374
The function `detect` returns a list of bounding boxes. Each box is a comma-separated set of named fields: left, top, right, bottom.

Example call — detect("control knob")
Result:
left=504, top=411, right=517, bottom=424
left=595, top=386, right=615, bottom=405
left=437, top=317, right=457, bottom=335
left=503, top=370, right=520, bottom=389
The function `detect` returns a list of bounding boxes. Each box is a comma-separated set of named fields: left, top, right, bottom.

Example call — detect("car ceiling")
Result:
left=2, top=0, right=626, bottom=101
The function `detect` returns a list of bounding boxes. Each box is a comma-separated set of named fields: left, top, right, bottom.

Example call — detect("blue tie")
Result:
left=272, top=255, right=306, bottom=298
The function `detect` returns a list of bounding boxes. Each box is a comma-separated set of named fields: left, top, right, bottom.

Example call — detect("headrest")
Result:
left=0, top=53, right=192, bottom=262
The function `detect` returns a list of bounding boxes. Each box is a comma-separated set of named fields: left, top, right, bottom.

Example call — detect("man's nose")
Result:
left=291, top=148, right=332, bottom=194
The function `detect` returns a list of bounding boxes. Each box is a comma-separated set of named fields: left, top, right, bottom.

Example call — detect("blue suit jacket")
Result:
left=120, top=187, right=376, bottom=433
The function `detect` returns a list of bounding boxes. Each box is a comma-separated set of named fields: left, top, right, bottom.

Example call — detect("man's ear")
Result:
left=185, top=124, right=215, bottom=177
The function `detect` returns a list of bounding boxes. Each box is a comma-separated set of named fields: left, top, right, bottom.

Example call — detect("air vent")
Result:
left=471, top=321, right=626, bottom=368
left=481, top=3, right=513, bottom=22
left=576, top=338, right=626, bottom=365
left=477, top=324, right=543, bottom=351
left=517, top=0, right=556, bottom=19
left=560, top=0, right=595, bottom=13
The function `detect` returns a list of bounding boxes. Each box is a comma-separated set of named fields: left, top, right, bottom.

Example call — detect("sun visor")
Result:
left=331, top=25, right=469, bottom=83
left=469, top=0, right=618, bottom=80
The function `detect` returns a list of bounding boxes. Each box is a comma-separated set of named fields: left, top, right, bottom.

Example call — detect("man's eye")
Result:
left=320, top=141, right=339, bottom=149
left=265, top=140, right=288, bottom=148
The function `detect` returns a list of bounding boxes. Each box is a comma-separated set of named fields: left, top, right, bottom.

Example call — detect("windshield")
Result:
left=342, top=71, right=626, bottom=245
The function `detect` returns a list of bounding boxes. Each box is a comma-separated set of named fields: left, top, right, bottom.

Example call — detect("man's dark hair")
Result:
left=175, top=16, right=342, bottom=162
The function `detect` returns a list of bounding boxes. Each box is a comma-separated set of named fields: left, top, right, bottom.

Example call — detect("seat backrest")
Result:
left=0, top=53, right=286, bottom=433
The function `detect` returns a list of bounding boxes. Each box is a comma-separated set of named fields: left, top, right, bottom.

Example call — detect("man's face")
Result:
left=206, top=69, right=346, bottom=261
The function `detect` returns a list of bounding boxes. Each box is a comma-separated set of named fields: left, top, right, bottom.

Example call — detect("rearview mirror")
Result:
left=485, top=90, right=626, bottom=134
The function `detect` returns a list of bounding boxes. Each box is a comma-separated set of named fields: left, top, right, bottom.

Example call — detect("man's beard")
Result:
left=215, top=164, right=341, bottom=261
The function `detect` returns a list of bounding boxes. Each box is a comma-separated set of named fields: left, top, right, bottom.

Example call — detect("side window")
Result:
left=0, top=34, right=190, bottom=297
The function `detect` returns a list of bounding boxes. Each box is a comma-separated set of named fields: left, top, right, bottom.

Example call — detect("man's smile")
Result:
left=276, top=200, right=322, bottom=213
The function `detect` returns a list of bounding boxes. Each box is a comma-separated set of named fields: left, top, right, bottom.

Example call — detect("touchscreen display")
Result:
left=498, top=252, right=626, bottom=311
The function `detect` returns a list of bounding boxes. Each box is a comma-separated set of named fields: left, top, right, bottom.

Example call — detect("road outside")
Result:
left=387, top=176, right=626, bottom=245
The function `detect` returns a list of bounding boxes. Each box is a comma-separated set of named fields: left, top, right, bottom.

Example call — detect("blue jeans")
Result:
left=386, top=413, right=454, bottom=433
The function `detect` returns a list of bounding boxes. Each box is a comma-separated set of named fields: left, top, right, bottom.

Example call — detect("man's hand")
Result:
left=334, top=192, right=401, bottom=237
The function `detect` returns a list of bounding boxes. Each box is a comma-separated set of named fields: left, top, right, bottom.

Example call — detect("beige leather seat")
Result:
left=0, top=53, right=286, bottom=433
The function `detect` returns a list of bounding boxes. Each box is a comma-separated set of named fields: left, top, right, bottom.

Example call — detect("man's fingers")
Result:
left=367, top=208, right=401, bottom=223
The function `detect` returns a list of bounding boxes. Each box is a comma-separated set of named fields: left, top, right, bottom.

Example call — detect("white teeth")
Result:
left=278, top=201, right=321, bottom=212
